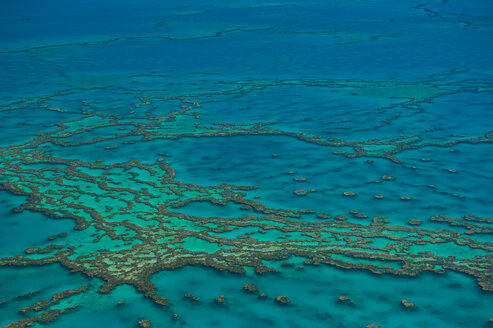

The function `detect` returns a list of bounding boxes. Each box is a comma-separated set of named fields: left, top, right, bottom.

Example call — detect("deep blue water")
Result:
left=1, top=1, right=493, bottom=327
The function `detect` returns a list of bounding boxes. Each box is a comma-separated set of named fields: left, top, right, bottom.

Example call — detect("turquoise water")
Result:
left=1, top=0, right=493, bottom=327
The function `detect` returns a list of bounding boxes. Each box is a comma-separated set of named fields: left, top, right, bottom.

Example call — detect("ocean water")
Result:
left=1, top=1, right=493, bottom=327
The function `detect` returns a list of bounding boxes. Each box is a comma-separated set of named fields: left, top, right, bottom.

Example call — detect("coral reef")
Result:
left=243, top=283, right=259, bottom=293
left=401, top=299, right=416, bottom=310
left=184, top=294, right=200, bottom=302
left=408, top=219, right=422, bottom=226
left=337, top=296, right=353, bottom=305
left=138, top=319, right=152, bottom=328
left=20, top=286, right=88, bottom=313
left=0, top=97, right=491, bottom=321
left=214, top=295, right=226, bottom=304
left=275, top=296, right=290, bottom=305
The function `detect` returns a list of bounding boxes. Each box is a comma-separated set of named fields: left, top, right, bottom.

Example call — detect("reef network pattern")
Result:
left=0, top=78, right=493, bottom=327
